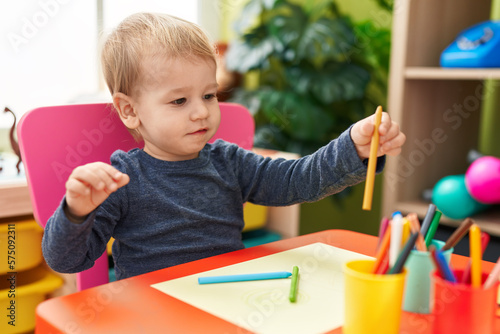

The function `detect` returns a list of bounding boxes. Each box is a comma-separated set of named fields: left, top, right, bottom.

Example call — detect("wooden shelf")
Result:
left=382, top=0, right=500, bottom=238
left=405, top=67, right=500, bottom=80
left=0, top=181, right=32, bottom=218
left=0, top=153, right=32, bottom=218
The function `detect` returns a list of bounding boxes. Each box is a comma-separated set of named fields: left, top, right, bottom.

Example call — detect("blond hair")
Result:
left=100, top=12, right=217, bottom=97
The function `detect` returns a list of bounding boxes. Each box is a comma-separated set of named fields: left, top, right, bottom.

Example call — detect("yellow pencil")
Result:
left=401, top=218, right=411, bottom=247
left=362, top=106, right=383, bottom=211
left=470, top=224, right=482, bottom=288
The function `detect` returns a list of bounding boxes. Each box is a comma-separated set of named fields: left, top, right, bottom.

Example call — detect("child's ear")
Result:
left=113, top=93, right=140, bottom=130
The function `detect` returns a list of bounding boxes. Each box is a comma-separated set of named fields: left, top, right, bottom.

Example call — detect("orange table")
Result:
left=35, top=229, right=499, bottom=333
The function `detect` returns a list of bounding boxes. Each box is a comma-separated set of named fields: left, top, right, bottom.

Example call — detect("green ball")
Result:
left=432, top=174, right=489, bottom=219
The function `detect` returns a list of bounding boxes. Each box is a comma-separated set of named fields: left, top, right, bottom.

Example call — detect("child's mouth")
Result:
left=190, top=129, right=207, bottom=135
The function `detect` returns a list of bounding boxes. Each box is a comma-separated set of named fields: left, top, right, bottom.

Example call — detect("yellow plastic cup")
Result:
left=343, top=259, right=407, bottom=334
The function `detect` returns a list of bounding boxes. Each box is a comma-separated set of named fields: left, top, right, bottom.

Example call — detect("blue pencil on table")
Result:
left=198, top=271, right=292, bottom=284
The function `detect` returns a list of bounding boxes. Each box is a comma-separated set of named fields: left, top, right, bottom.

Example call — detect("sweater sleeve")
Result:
left=42, top=153, right=128, bottom=274
left=42, top=199, right=111, bottom=273
left=230, top=126, right=385, bottom=206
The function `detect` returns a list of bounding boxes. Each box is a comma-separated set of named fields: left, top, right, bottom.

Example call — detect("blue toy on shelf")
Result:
left=440, top=20, right=500, bottom=67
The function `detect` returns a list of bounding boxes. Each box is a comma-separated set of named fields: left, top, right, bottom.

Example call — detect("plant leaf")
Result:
left=233, top=0, right=263, bottom=35
left=285, top=62, right=370, bottom=104
left=257, top=89, right=333, bottom=142
left=296, top=18, right=356, bottom=65
left=225, top=0, right=392, bottom=155
left=267, top=3, right=308, bottom=49
left=314, top=63, right=370, bottom=104
left=225, top=35, right=277, bottom=72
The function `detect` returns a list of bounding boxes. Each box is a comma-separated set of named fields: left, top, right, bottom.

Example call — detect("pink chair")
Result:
left=17, top=102, right=254, bottom=290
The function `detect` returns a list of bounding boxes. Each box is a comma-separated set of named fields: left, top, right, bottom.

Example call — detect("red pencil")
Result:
left=375, top=255, right=390, bottom=275
left=372, top=225, right=391, bottom=274
left=376, top=217, right=390, bottom=251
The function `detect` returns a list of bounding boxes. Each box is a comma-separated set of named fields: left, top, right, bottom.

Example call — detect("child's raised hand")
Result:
left=65, top=162, right=130, bottom=219
left=350, top=111, right=406, bottom=160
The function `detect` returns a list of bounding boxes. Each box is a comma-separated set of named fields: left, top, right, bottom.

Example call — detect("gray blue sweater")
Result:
left=42, top=128, right=384, bottom=280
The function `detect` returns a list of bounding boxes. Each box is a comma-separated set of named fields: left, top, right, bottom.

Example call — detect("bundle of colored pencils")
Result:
left=430, top=220, right=498, bottom=289
left=372, top=204, right=442, bottom=275
left=373, top=205, right=500, bottom=290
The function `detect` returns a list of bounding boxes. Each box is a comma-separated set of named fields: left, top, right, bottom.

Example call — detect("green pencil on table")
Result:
left=289, top=266, right=299, bottom=303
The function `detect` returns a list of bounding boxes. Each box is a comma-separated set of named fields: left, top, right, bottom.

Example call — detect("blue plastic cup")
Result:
left=403, top=240, right=453, bottom=314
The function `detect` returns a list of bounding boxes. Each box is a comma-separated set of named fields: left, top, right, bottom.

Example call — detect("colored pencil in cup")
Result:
left=461, top=231, right=489, bottom=284
left=376, top=217, right=390, bottom=250
left=372, top=225, right=392, bottom=274
left=483, top=256, right=500, bottom=289
left=401, top=218, right=411, bottom=247
left=442, top=218, right=473, bottom=251
left=420, top=204, right=436, bottom=237
left=390, top=211, right=404, bottom=267
left=375, top=255, right=390, bottom=275
left=469, top=224, right=482, bottom=288
left=389, top=232, right=419, bottom=274
left=407, top=213, right=427, bottom=251
left=424, top=210, right=442, bottom=247
left=429, top=246, right=445, bottom=279
left=430, top=246, right=457, bottom=283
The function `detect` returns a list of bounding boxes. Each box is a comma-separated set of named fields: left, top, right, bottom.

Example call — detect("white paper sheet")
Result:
left=151, top=242, right=372, bottom=334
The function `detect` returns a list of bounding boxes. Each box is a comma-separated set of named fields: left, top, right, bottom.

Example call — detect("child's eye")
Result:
left=171, top=98, right=186, bottom=105
left=204, top=94, right=217, bottom=100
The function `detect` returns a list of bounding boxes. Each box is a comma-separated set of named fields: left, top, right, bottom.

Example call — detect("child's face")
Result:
left=132, top=56, right=220, bottom=161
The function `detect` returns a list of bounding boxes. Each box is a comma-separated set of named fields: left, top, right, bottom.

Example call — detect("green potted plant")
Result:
left=225, top=0, right=393, bottom=235
left=225, top=0, right=391, bottom=156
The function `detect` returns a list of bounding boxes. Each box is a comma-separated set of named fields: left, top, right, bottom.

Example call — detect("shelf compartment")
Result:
left=385, top=0, right=500, bottom=238
left=405, top=67, right=500, bottom=80
left=393, top=80, right=481, bottom=201
left=406, top=0, right=491, bottom=67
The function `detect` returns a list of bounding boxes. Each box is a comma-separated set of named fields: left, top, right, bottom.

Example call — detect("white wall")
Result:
left=0, top=0, right=223, bottom=154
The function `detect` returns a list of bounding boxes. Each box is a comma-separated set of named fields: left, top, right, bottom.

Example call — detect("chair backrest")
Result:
left=17, top=102, right=254, bottom=290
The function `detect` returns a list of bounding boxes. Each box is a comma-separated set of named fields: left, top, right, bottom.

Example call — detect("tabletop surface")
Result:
left=35, top=229, right=499, bottom=334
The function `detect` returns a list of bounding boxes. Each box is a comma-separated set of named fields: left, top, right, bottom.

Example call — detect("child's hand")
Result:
left=65, top=162, right=130, bottom=219
left=351, top=111, right=406, bottom=160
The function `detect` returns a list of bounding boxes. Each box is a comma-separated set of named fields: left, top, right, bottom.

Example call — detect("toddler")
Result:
left=42, top=13, right=406, bottom=280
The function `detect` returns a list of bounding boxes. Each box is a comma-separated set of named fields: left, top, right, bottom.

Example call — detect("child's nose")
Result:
left=190, top=104, right=210, bottom=120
